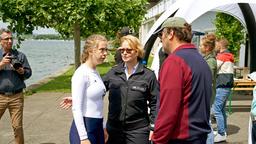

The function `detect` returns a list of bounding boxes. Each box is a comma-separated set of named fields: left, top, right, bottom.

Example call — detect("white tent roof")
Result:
left=144, top=0, right=256, bottom=72
left=144, top=0, right=256, bottom=45
left=175, top=0, right=256, bottom=26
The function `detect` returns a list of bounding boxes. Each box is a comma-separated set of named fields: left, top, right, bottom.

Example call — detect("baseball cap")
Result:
left=154, top=17, right=188, bottom=34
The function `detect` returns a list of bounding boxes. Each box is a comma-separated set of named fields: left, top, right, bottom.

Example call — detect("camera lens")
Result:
left=12, top=59, right=22, bottom=70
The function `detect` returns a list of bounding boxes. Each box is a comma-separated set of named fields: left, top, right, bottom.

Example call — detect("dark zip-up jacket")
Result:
left=103, top=62, right=159, bottom=130
left=0, top=49, right=32, bottom=92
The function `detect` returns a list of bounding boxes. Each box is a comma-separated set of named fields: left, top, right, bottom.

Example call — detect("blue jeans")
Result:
left=212, top=88, right=231, bottom=135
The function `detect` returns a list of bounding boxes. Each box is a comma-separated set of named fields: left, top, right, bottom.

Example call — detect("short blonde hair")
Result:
left=120, top=35, right=144, bottom=60
left=81, top=34, right=107, bottom=63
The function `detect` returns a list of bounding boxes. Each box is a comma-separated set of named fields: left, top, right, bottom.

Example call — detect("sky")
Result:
left=0, top=21, right=58, bottom=35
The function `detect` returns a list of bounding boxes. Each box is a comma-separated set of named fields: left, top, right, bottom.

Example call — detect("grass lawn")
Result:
left=27, top=62, right=113, bottom=94
left=27, top=54, right=154, bottom=95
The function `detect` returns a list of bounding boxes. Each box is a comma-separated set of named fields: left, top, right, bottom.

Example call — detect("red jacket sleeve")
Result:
left=152, top=56, right=183, bottom=144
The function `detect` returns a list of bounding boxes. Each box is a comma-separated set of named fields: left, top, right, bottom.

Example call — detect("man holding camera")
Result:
left=0, top=28, right=32, bottom=144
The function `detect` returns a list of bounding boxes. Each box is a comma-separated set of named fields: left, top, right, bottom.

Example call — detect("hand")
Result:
left=59, top=96, right=72, bottom=110
left=104, top=128, right=109, bottom=143
left=81, top=139, right=91, bottom=144
left=15, top=67, right=24, bottom=75
left=0, top=55, right=11, bottom=67
left=149, top=130, right=153, bottom=140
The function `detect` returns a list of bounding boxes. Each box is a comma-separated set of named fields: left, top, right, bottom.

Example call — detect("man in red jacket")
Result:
left=152, top=17, right=212, bottom=144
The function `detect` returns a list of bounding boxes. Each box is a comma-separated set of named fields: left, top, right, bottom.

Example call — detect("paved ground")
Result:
left=216, top=91, right=252, bottom=144
left=0, top=91, right=252, bottom=144
left=0, top=92, right=72, bottom=144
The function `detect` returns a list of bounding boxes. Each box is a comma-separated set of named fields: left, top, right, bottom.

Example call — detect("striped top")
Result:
left=216, top=50, right=234, bottom=88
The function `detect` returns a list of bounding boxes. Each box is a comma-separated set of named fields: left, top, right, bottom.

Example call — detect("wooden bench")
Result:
left=233, top=79, right=256, bottom=91
left=228, top=79, right=256, bottom=114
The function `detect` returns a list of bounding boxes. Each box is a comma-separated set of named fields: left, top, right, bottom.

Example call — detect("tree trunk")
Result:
left=74, top=22, right=81, bottom=69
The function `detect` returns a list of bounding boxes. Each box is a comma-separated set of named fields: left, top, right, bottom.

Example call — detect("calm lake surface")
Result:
left=18, top=40, right=75, bottom=86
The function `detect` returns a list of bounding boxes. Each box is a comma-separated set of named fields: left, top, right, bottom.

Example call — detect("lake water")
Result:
left=18, top=40, right=75, bottom=86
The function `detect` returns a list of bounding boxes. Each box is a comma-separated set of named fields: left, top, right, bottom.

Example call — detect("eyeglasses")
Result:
left=158, top=28, right=172, bottom=39
left=119, top=48, right=134, bottom=54
left=1, top=37, right=13, bottom=41
left=158, top=31, right=163, bottom=39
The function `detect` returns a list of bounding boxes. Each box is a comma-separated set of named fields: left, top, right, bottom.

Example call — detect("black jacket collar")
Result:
left=113, top=62, right=145, bottom=75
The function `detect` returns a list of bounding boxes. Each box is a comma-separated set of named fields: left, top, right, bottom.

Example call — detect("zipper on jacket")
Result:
left=122, top=81, right=129, bottom=124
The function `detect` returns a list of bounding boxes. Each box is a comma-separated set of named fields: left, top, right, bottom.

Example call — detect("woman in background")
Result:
left=200, top=33, right=217, bottom=144
left=200, top=33, right=217, bottom=105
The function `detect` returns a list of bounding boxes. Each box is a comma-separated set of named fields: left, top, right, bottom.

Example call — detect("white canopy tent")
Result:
left=144, top=0, right=256, bottom=72
left=175, top=0, right=256, bottom=26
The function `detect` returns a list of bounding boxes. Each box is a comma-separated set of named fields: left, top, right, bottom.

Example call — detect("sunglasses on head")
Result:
left=118, top=48, right=134, bottom=54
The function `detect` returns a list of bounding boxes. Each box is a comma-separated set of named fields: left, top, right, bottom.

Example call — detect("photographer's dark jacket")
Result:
left=0, top=49, right=32, bottom=92
left=103, top=62, right=158, bottom=131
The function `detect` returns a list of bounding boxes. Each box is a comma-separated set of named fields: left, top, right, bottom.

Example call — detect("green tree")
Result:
left=214, top=12, right=245, bottom=61
left=0, top=0, right=148, bottom=68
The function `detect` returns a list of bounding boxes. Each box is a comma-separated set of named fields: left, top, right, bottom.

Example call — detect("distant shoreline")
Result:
left=26, top=65, right=73, bottom=91
left=19, top=40, right=74, bottom=90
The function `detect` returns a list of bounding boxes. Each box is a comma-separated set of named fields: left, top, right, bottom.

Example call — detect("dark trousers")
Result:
left=168, top=134, right=207, bottom=144
left=252, top=121, right=256, bottom=143
left=107, top=125, right=150, bottom=144
left=69, top=117, right=104, bottom=144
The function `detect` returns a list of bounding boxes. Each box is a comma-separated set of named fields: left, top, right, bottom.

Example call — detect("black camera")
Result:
left=3, top=53, right=22, bottom=70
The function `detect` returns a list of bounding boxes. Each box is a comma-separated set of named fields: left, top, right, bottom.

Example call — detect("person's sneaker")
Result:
left=214, top=133, right=227, bottom=143
left=213, top=130, right=217, bottom=136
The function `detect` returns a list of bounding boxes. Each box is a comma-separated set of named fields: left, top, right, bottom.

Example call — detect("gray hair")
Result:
left=0, top=28, right=11, bottom=39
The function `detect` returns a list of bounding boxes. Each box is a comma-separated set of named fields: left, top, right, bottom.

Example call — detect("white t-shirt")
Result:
left=71, top=64, right=106, bottom=140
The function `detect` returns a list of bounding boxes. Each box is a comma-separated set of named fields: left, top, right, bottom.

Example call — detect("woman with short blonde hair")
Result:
left=104, top=35, right=158, bottom=144
left=120, top=35, right=144, bottom=60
